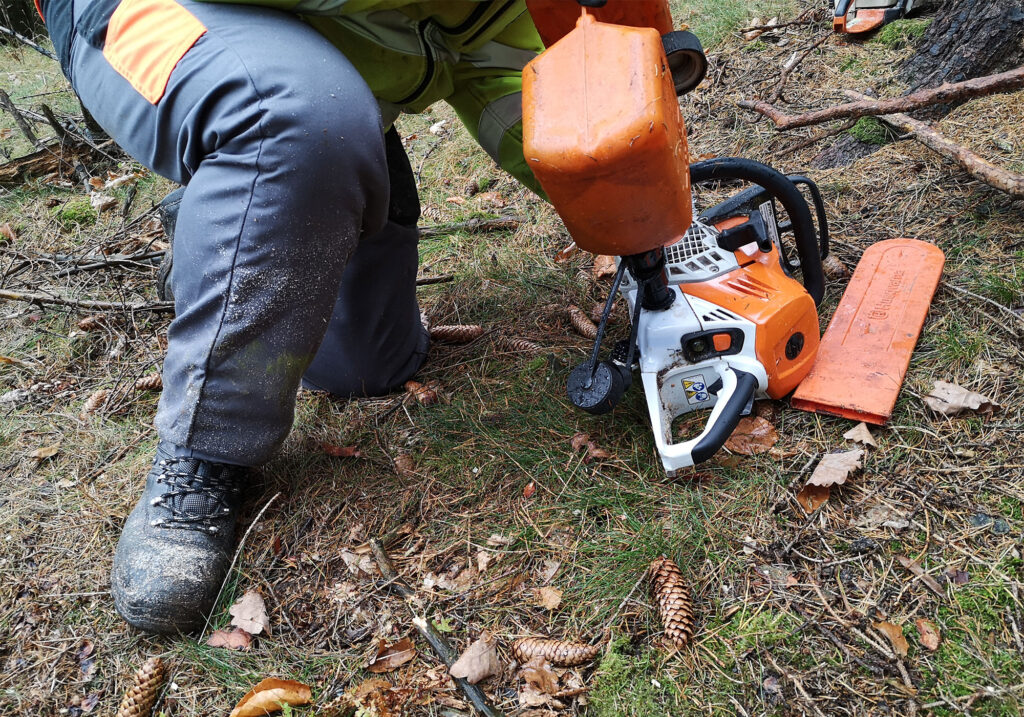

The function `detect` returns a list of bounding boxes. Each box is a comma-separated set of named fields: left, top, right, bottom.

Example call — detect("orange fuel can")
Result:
left=522, top=11, right=693, bottom=257
left=525, top=0, right=674, bottom=47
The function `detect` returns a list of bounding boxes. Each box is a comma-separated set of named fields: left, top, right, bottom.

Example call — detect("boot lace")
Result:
left=149, top=457, right=241, bottom=535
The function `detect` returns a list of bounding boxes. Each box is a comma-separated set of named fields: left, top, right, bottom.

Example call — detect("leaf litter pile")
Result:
left=3, top=3, right=1024, bottom=715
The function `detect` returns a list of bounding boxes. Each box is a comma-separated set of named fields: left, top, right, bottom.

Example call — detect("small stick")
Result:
left=778, top=119, right=857, bottom=157
left=0, top=24, right=57, bottom=61
left=0, top=88, right=41, bottom=148
left=739, top=65, right=1024, bottom=130
left=0, top=289, right=175, bottom=312
left=844, top=89, right=1024, bottom=200
left=770, top=32, right=831, bottom=103
left=415, top=275, right=454, bottom=287
left=369, top=539, right=504, bottom=717
left=56, top=250, right=165, bottom=277
left=39, top=104, right=70, bottom=144
left=420, top=215, right=524, bottom=238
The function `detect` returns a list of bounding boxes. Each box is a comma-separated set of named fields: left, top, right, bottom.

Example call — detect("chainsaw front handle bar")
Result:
left=646, top=365, right=758, bottom=472
left=690, top=157, right=826, bottom=305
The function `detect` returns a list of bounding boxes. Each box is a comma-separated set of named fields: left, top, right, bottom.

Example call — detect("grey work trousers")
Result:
left=67, top=0, right=429, bottom=465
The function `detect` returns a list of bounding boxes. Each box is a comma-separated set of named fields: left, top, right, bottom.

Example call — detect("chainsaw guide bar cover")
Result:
left=791, top=238, right=944, bottom=425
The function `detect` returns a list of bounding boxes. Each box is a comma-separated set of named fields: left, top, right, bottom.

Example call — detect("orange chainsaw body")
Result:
left=522, top=12, right=693, bottom=257
left=683, top=222, right=821, bottom=399
left=525, top=0, right=674, bottom=47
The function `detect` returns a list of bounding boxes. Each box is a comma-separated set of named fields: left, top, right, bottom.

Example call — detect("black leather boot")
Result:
left=111, top=444, right=246, bottom=634
left=155, top=186, right=184, bottom=303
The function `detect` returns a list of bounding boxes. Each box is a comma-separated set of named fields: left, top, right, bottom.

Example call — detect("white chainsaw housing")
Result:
left=619, top=219, right=770, bottom=476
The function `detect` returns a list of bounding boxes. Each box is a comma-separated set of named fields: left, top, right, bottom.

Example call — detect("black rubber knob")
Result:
left=661, top=31, right=708, bottom=96
left=567, top=361, right=626, bottom=415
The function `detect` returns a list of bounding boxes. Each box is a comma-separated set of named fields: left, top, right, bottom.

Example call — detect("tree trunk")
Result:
left=902, top=0, right=1024, bottom=90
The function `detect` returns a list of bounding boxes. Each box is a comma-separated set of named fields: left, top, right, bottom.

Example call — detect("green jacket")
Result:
left=201, top=0, right=544, bottom=192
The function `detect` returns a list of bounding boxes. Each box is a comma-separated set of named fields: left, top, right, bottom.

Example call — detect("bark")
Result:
left=902, top=0, right=1024, bottom=90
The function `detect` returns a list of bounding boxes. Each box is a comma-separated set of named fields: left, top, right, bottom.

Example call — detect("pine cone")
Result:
left=512, top=637, right=602, bottom=667
left=80, top=388, right=110, bottom=419
left=568, top=305, right=598, bottom=340
left=134, top=373, right=163, bottom=391
left=502, top=337, right=542, bottom=355
left=430, top=324, right=485, bottom=343
left=115, top=657, right=166, bottom=717
left=648, top=557, right=695, bottom=648
left=77, top=314, right=107, bottom=331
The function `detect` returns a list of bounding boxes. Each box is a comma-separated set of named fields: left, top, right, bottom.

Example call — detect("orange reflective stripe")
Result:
left=34, top=0, right=44, bottom=21
left=102, top=0, right=206, bottom=104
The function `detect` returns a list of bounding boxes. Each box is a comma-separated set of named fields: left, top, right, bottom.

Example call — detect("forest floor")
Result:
left=2, top=1, right=1024, bottom=715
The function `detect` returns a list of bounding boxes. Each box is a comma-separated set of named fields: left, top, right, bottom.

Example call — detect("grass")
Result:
left=3, top=2, right=1024, bottom=716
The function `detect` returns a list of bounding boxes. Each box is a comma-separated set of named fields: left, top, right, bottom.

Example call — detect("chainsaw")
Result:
left=522, top=0, right=829, bottom=476
left=833, top=0, right=913, bottom=34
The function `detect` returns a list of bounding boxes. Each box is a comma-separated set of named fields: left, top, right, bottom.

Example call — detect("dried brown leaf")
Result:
left=924, top=380, right=999, bottom=416
left=476, top=549, right=494, bottom=574
left=843, top=422, right=877, bottom=447
left=523, top=481, right=537, bottom=499
left=228, top=678, right=312, bottom=717
left=796, top=484, right=830, bottom=512
left=30, top=443, right=60, bottom=460
left=367, top=637, right=417, bottom=674
left=405, top=380, right=440, bottom=406
left=487, top=533, right=513, bottom=547
left=915, top=619, right=941, bottom=651
left=872, top=621, right=909, bottom=657
left=534, top=586, right=563, bottom=611
left=592, top=254, right=617, bottom=279
left=0, top=223, right=17, bottom=242
left=449, top=631, right=500, bottom=684
left=570, top=433, right=590, bottom=452
left=724, top=416, right=779, bottom=455
left=321, top=443, right=362, bottom=458
left=207, top=628, right=252, bottom=651
left=539, top=559, right=560, bottom=584
left=808, top=449, right=863, bottom=487
left=229, top=590, right=270, bottom=636
left=476, top=191, right=505, bottom=208
left=519, top=655, right=559, bottom=694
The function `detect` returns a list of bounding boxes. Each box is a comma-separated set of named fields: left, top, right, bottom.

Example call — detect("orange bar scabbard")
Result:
left=791, top=238, right=945, bottom=425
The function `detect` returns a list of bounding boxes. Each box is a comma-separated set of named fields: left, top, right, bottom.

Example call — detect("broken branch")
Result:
left=0, top=24, right=57, bottom=61
left=0, top=289, right=175, bottom=312
left=368, top=539, right=503, bottom=717
left=739, top=65, right=1024, bottom=130
left=419, top=215, right=524, bottom=238
left=0, top=89, right=41, bottom=148
left=844, top=89, right=1024, bottom=200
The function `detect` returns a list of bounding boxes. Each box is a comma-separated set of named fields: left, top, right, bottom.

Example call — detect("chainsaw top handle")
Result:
left=689, top=157, right=826, bottom=305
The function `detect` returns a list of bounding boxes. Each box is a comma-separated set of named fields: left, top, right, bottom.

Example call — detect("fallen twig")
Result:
left=420, top=215, right=524, bottom=238
left=369, top=538, right=503, bottom=717
left=0, top=23, right=57, bottom=61
left=0, top=88, right=41, bottom=148
left=415, top=275, right=454, bottom=287
left=739, top=65, right=1024, bottom=130
left=778, top=119, right=858, bottom=157
left=770, top=32, right=832, bottom=103
left=844, top=89, right=1024, bottom=200
left=55, top=250, right=165, bottom=277
left=0, top=289, right=175, bottom=312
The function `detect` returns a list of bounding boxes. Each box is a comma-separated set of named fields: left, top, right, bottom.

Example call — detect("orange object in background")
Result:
left=525, top=0, right=673, bottom=47
left=792, top=238, right=945, bottom=424
left=834, top=8, right=887, bottom=33
left=522, top=12, right=692, bottom=257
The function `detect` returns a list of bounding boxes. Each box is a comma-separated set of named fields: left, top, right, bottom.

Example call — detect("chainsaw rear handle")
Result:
left=690, top=157, right=826, bottom=305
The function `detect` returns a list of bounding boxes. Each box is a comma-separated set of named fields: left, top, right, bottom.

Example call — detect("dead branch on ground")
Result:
left=0, top=289, right=175, bottom=312
left=739, top=65, right=1024, bottom=129
left=0, top=88, right=41, bottom=148
left=843, top=89, right=1024, bottom=200
left=770, top=32, right=832, bottom=103
left=0, top=23, right=57, bottom=61
left=369, top=538, right=504, bottom=717
left=419, top=215, right=524, bottom=238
